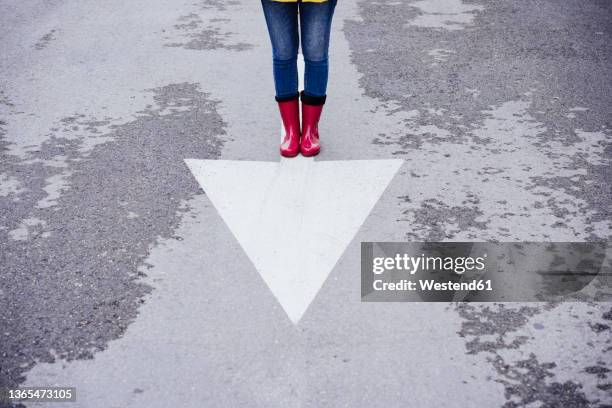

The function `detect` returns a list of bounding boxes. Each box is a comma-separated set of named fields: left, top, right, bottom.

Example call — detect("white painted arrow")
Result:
left=185, top=157, right=402, bottom=323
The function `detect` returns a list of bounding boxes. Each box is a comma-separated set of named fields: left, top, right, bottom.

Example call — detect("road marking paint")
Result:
left=185, top=158, right=402, bottom=323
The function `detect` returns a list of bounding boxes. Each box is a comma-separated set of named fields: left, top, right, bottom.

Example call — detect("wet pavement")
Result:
left=0, top=0, right=611, bottom=406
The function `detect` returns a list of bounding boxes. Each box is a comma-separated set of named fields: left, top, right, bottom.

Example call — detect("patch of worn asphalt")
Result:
left=0, top=83, right=226, bottom=391
left=345, top=1, right=611, bottom=406
left=344, top=0, right=611, bottom=241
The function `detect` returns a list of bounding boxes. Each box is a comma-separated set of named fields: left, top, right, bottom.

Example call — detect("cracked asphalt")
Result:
left=1, top=0, right=611, bottom=407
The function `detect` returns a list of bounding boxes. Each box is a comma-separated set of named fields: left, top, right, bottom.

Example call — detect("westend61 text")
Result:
left=372, top=279, right=493, bottom=292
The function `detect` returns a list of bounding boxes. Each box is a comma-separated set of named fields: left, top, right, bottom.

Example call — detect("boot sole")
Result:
left=300, top=148, right=320, bottom=157
left=280, top=150, right=300, bottom=158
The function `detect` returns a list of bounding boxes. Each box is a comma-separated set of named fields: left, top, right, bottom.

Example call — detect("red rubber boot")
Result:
left=300, top=92, right=325, bottom=157
left=278, top=97, right=300, bottom=158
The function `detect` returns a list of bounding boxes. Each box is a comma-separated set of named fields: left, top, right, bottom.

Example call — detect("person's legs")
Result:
left=261, top=0, right=301, bottom=157
left=299, top=0, right=337, bottom=98
left=261, top=0, right=299, bottom=100
left=297, top=0, right=337, bottom=156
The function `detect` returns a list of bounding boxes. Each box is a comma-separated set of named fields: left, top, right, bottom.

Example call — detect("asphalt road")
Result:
left=1, top=0, right=611, bottom=407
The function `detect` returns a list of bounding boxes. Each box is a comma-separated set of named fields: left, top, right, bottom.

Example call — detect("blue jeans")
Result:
left=261, top=0, right=337, bottom=101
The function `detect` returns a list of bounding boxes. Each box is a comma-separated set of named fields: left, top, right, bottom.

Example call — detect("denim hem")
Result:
left=275, top=92, right=300, bottom=102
